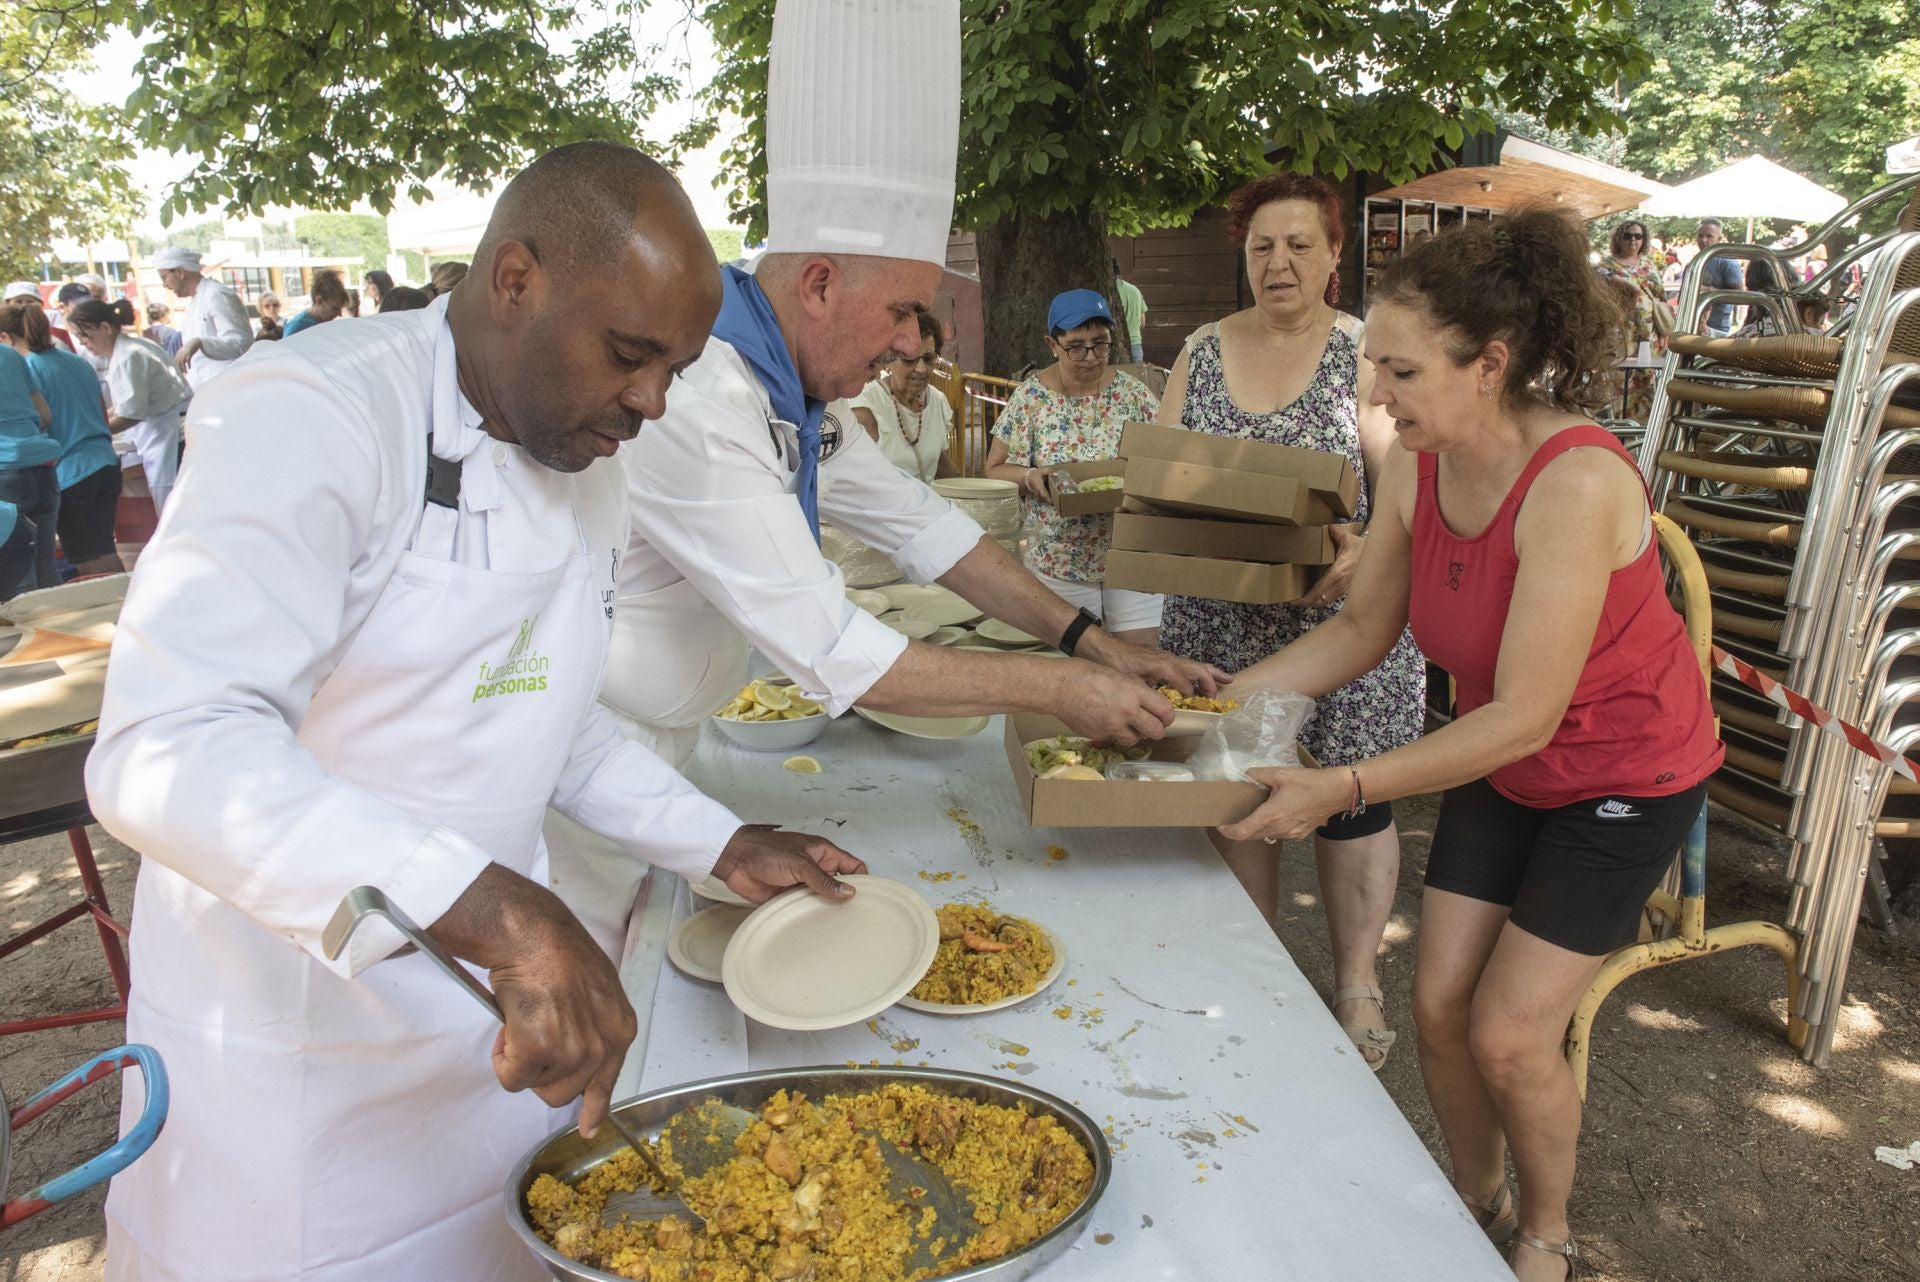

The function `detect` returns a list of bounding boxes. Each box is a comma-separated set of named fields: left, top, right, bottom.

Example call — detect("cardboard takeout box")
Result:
left=1110, top=512, right=1337, bottom=566
left=1003, top=712, right=1314, bottom=828
left=1103, top=549, right=1310, bottom=606
left=1119, top=420, right=1358, bottom=522
left=1051, top=458, right=1127, bottom=517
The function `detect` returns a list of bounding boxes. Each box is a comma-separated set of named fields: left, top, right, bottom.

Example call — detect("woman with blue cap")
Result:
left=983, top=288, right=1164, bottom=641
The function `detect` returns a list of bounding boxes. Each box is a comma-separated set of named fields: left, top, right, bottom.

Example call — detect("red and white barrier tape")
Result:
left=1712, top=644, right=1920, bottom=784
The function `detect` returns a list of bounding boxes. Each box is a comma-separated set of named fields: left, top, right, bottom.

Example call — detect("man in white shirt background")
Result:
left=150, top=245, right=254, bottom=387
left=86, top=141, right=861, bottom=1282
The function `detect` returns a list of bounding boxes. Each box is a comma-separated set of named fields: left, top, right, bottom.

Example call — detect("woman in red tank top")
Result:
left=1215, top=211, right=1719, bottom=1280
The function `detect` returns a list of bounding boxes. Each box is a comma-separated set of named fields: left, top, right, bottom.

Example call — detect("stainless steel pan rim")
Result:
left=505, top=1064, right=1113, bottom=1282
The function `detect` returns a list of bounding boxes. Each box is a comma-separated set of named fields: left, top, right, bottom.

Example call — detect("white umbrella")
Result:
left=1640, top=154, right=1849, bottom=240
left=1889, top=134, right=1920, bottom=175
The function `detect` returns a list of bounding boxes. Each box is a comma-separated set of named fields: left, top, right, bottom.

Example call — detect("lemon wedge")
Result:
left=783, top=755, right=824, bottom=774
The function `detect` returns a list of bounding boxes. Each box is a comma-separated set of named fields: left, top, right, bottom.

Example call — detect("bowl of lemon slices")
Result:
left=711, top=678, right=830, bottom=752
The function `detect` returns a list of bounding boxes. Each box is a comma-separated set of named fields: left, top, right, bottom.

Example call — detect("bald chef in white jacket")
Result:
left=85, top=142, right=864, bottom=1282
left=150, top=245, right=253, bottom=388
left=545, top=0, right=1223, bottom=950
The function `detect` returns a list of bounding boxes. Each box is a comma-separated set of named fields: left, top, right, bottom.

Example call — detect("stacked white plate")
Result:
left=931, top=478, right=1022, bottom=556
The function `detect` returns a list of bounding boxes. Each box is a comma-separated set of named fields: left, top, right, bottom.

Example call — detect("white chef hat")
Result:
left=151, top=247, right=203, bottom=272
left=764, top=0, right=960, bottom=266
left=3, top=281, right=40, bottom=302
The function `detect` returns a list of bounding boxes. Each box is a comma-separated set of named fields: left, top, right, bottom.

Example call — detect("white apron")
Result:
left=106, top=327, right=627, bottom=1282
left=543, top=576, right=747, bottom=953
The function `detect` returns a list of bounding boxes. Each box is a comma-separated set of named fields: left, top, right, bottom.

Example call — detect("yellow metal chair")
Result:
left=1563, top=512, right=1808, bottom=1097
left=950, top=371, right=1020, bottom=477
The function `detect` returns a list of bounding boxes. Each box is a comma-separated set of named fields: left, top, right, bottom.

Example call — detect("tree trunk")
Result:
left=974, top=209, right=1114, bottom=380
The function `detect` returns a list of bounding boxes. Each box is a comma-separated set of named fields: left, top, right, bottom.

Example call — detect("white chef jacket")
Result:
left=105, top=331, right=189, bottom=424
left=87, top=304, right=741, bottom=978
left=180, top=273, right=254, bottom=388
left=616, top=338, right=983, bottom=717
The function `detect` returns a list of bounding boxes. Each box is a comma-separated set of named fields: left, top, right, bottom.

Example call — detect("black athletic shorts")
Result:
left=1318, top=797, right=1394, bottom=841
left=1424, top=776, right=1707, bottom=955
left=57, top=463, right=121, bottom=564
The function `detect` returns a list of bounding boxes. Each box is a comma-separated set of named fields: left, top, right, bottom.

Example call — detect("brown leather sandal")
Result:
left=1463, top=1175, right=1516, bottom=1246
left=1510, top=1230, right=1579, bottom=1280
left=1331, top=984, right=1396, bottom=1072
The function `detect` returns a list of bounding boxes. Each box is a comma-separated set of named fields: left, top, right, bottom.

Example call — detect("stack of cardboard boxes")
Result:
left=1101, top=420, right=1358, bottom=605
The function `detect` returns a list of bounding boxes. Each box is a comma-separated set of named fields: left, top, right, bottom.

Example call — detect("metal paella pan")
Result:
left=505, top=1064, right=1113, bottom=1282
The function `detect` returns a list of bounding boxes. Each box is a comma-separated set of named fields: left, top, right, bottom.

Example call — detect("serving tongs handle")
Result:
left=321, top=885, right=679, bottom=1195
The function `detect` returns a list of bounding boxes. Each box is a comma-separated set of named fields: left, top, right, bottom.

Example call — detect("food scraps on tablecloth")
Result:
left=715, top=678, right=824, bottom=721
left=908, top=903, right=1057, bottom=1006
left=1156, top=686, right=1240, bottom=713
left=783, top=754, right=824, bottom=773
left=525, top=1086, right=1095, bottom=1281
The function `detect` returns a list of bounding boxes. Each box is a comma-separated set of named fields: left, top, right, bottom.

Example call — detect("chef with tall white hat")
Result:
left=150, top=245, right=253, bottom=387
left=544, top=0, right=1225, bottom=952
left=85, top=141, right=865, bottom=1282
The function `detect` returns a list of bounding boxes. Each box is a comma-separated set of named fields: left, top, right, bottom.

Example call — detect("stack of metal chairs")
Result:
left=1634, top=173, right=1920, bottom=1065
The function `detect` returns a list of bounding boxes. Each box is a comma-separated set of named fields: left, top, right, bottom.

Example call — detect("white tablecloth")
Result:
left=617, top=714, right=1508, bottom=1280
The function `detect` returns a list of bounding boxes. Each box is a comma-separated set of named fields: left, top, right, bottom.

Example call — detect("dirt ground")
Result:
left=2, top=800, right=1916, bottom=1281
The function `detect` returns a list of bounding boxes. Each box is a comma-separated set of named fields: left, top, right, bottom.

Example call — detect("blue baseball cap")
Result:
left=1046, top=289, right=1114, bottom=335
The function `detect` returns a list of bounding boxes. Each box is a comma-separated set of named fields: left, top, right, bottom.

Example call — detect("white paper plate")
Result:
left=878, top=614, right=940, bottom=640
left=721, top=876, right=939, bottom=1031
left=852, top=706, right=991, bottom=740
left=973, top=618, right=1044, bottom=647
left=845, top=588, right=891, bottom=615
left=901, top=596, right=984, bottom=628
left=667, top=905, right=752, bottom=982
left=896, top=923, right=1067, bottom=1015
left=691, top=875, right=751, bottom=907
left=925, top=626, right=972, bottom=647
left=931, top=477, right=1019, bottom=500
left=877, top=584, right=953, bottom=612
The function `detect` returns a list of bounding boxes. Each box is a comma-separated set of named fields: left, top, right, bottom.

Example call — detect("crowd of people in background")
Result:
left=0, top=253, right=466, bottom=599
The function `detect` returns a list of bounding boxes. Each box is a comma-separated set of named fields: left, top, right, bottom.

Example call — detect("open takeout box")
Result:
left=1051, top=459, right=1127, bottom=517
left=1003, top=712, right=1315, bottom=828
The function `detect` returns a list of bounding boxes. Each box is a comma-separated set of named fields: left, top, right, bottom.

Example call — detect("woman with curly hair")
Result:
left=1219, top=208, right=1722, bottom=1279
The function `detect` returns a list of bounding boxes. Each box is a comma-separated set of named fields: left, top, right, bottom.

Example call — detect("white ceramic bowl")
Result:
left=710, top=710, right=830, bottom=752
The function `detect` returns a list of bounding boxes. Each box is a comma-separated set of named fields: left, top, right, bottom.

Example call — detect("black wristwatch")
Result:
left=1059, top=607, right=1102, bottom=657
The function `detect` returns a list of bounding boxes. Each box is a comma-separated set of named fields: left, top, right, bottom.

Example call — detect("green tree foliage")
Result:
left=1625, top=0, right=1920, bottom=205
left=0, top=4, right=139, bottom=277
left=687, top=0, right=1646, bottom=372
left=105, top=0, right=687, bottom=223
left=690, top=0, right=1645, bottom=239
left=293, top=214, right=392, bottom=270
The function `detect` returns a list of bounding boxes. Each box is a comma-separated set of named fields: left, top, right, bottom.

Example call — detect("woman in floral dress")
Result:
left=1158, top=173, right=1425, bottom=1069
left=1594, top=220, right=1666, bottom=421
left=985, top=289, right=1163, bottom=642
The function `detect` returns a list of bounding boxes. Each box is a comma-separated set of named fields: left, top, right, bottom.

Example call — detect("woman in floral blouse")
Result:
left=985, top=289, right=1162, bottom=641
left=1594, top=220, right=1666, bottom=420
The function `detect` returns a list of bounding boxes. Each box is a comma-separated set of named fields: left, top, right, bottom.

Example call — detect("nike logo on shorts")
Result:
left=1596, top=799, right=1640, bottom=819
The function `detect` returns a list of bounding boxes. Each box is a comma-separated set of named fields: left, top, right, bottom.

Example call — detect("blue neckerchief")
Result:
left=713, top=265, right=826, bottom=543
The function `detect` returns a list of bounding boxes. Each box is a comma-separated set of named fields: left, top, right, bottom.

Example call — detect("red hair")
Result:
left=1225, top=172, right=1345, bottom=254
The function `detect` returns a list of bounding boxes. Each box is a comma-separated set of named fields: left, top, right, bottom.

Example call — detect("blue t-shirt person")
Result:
left=1704, top=256, right=1745, bottom=333
left=0, top=345, right=61, bottom=470
left=26, top=345, right=118, bottom=489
